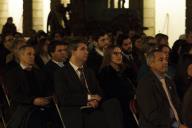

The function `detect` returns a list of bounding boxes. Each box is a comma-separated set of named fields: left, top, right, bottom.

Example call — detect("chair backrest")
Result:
left=129, top=96, right=139, bottom=127
left=0, top=75, right=11, bottom=107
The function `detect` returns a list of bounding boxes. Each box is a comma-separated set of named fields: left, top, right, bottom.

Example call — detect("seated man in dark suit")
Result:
left=54, top=39, right=124, bottom=128
left=136, top=49, right=187, bottom=128
left=87, top=31, right=110, bottom=76
left=44, top=41, right=68, bottom=95
left=5, top=45, right=61, bottom=128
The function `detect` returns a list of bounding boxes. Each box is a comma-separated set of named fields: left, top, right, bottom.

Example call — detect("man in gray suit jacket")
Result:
left=136, top=49, right=188, bottom=128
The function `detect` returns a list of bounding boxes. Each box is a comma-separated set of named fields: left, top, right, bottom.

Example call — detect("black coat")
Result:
left=87, top=49, right=103, bottom=76
left=182, top=85, right=192, bottom=127
left=35, top=55, right=45, bottom=69
left=136, top=70, right=181, bottom=128
left=5, top=65, right=49, bottom=128
left=99, top=65, right=137, bottom=128
left=43, top=60, right=64, bottom=95
left=0, top=44, right=10, bottom=72
left=99, top=65, right=134, bottom=102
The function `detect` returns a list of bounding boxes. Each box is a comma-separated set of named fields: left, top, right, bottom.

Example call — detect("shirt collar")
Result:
left=20, top=63, right=32, bottom=70
left=152, top=70, right=165, bottom=80
left=69, top=61, right=83, bottom=71
left=95, top=48, right=104, bottom=57
left=52, top=60, right=64, bottom=68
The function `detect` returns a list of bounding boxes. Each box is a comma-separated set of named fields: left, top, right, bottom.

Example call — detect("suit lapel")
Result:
left=162, top=77, right=177, bottom=105
left=151, top=72, right=170, bottom=104
left=66, top=64, right=87, bottom=91
left=50, top=61, right=61, bottom=70
left=17, top=66, right=31, bottom=93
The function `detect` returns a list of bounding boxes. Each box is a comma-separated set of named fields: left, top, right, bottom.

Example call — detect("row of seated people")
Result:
left=1, top=29, right=192, bottom=128
left=1, top=39, right=137, bottom=128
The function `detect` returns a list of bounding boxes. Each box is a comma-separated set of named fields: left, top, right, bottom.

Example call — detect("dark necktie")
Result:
left=78, top=68, right=85, bottom=85
left=77, top=68, right=91, bottom=93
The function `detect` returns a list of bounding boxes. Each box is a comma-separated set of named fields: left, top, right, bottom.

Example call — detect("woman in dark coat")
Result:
left=183, top=85, right=192, bottom=128
left=98, top=45, right=137, bottom=128
left=175, top=54, right=192, bottom=101
left=35, top=38, right=51, bottom=69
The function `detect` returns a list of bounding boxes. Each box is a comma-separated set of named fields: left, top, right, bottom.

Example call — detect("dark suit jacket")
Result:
left=44, top=60, right=62, bottom=73
left=35, top=55, right=45, bottom=69
left=182, top=85, right=192, bottom=127
left=54, top=63, right=104, bottom=128
left=87, top=48, right=103, bottom=75
left=43, top=60, right=63, bottom=95
left=5, top=65, right=48, bottom=128
left=99, top=65, right=137, bottom=128
left=0, top=44, right=10, bottom=72
left=99, top=65, right=134, bottom=102
left=136, top=70, right=181, bottom=128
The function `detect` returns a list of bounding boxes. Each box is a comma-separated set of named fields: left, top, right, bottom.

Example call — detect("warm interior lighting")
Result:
left=124, top=0, right=129, bottom=8
left=8, top=0, right=23, bottom=32
left=155, top=0, right=186, bottom=46
left=108, top=0, right=129, bottom=8
left=43, top=0, right=51, bottom=32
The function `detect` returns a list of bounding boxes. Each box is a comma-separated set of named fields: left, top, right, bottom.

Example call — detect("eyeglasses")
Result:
left=113, top=52, right=122, bottom=55
left=6, top=38, right=14, bottom=41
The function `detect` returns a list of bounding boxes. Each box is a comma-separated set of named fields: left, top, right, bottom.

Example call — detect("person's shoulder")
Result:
left=99, top=65, right=114, bottom=74
left=45, top=60, right=55, bottom=68
left=6, top=65, right=21, bottom=77
left=138, top=70, right=156, bottom=86
left=88, top=48, right=96, bottom=56
left=55, top=64, right=69, bottom=74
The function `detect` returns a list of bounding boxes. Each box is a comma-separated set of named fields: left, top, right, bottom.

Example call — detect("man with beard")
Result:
left=117, top=34, right=138, bottom=85
left=87, top=31, right=110, bottom=76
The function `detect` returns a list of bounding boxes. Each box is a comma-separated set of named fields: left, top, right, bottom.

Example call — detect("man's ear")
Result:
left=148, top=59, right=154, bottom=68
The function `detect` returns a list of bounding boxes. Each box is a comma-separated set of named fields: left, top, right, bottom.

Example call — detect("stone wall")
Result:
left=0, top=0, right=8, bottom=33
left=143, top=0, right=155, bottom=36
left=32, top=0, right=43, bottom=31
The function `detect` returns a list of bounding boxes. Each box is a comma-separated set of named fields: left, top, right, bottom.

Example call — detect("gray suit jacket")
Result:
left=136, top=70, right=181, bottom=128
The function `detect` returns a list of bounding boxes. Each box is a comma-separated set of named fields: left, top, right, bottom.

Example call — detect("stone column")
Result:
left=32, top=0, right=43, bottom=31
left=0, top=0, right=9, bottom=33
left=23, top=0, right=32, bottom=35
left=143, top=0, right=155, bottom=36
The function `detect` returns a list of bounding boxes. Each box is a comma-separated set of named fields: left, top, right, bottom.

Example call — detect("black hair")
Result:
left=67, top=38, right=87, bottom=58
left=116, top=34, right=130, bottom=47
left=48, top=40, right=68, bottom=56
left=92, top=30, right=107, bottom=42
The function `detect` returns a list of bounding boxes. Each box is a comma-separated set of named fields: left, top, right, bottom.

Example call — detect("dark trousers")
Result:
left=61, top=98, right=124, bottom=128
left=81, top=98, right=124, bottom=128
left=27, top=107, right=62, bottom=128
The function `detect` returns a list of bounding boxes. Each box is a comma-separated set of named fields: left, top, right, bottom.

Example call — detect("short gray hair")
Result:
left=17, top=45, right=34, bottom=57
left=146, top=48, right=162, bottom=66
